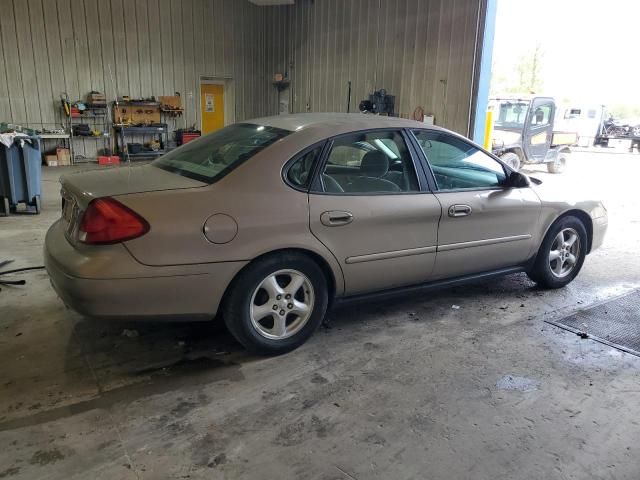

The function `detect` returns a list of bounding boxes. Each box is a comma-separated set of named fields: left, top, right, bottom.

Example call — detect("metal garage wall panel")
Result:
left=0, top=12, right=10, bottom=121
left=0, top=0, right=269, bottom=146
left=84, top=0, right=105, bottom=94
left=27, top=0, right=54, bottom=124
left=14, top=2, right=41, bottom=125
left=0, top=0, right=481, bottom=139
left=135, top=0, right=152, bottom=98
left=97, top=0, right=116, bottom=99
left=264, top=0, right=482, bottom=135
left=71, top=0, right=92, bottom=99
left=0, top=0, right=27, bottom=123
left=182, top=1, right=196, bottom=127
left=147, top=0, right=163, bottom=96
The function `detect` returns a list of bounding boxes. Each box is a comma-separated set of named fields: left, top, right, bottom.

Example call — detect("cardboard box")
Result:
left=159, top=95, right=182, bottom=109
left=113, top=103, right=161, bottom=125
left=45, top=155, right=59, bottom=167
left=87, top=92, right=106, bottom=104
left=56, top=147, right=71, bottom=165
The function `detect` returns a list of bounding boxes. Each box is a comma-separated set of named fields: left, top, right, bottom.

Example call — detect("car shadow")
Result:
left=327, top=272, right=538, bottom=327
left=69, top=316, right=250, bottom=384
left=0, top=273, right=537, bottom=432
left=0, top=315, right=250, bottom=432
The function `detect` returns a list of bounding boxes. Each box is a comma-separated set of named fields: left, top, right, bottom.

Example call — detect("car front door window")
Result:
left=412, top=131, right=507, bottom=191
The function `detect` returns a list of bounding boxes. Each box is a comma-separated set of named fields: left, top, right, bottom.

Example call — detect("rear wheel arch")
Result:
left=219, top=248, right=337, bottom=314
left=220, top=248, right=334, bottom=354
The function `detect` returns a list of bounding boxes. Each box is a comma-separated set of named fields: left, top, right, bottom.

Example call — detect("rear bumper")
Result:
left=44, top=220, right=247, bottom=319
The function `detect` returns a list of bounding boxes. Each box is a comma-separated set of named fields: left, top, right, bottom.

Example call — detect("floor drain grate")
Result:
left=546, top=289, right=640, bottom=357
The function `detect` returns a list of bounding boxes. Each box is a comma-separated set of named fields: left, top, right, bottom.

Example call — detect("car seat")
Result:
left=343, top=151, right=400, bottom=192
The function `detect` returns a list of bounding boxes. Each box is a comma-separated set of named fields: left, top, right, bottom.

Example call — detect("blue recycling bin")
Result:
left=0, top=137, right=42, bottom=215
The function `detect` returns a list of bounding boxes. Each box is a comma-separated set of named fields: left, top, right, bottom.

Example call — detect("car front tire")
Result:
left=223, top=252, right=329, bottom=355
left=527, top=215, right=588, bottom=289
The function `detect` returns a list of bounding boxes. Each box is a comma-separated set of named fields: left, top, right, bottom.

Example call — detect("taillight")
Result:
left=78, top=197, right=149, bottom=245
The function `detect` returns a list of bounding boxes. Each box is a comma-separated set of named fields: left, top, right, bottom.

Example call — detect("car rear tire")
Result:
left=547, top=153, right=568, bottom=174
left=527, top=216, right=587, bottom=289
left=223, top=252, right=329, bottom=355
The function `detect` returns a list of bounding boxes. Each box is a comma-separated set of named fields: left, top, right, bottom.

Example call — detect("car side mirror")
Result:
left=504, top=171, right=530, bottom=188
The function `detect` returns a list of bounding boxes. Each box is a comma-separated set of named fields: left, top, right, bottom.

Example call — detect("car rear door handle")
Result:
left=448, top=204, right=472, bottom=217
left=320, top=210, right=354, bottom=226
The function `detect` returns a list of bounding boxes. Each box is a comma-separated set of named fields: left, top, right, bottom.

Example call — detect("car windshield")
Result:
left=152, top=123, right=291, bottom=183
left=493, top=101, right=530, bottom=128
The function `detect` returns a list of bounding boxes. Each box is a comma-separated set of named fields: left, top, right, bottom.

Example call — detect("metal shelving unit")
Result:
left=113, top=125, right=169, bottom=162
left=66, top=105, right=111, bottom=163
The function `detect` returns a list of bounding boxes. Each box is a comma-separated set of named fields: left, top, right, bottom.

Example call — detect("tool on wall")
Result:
left=346, top=80, right=352, bottom=113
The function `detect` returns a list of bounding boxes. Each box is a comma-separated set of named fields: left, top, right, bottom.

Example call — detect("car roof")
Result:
left=244, top=112, right=438, bottom=135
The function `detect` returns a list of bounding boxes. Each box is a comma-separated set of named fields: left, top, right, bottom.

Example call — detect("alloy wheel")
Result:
left=249, top=269, right=315, bottom=340
left=548, top=227, right=580, bottom=278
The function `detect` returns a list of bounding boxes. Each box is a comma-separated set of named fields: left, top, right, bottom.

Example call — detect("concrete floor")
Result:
left=1, top=150, right=639, bottom=479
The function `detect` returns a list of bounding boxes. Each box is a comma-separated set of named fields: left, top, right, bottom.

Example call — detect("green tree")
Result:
left=491, top=44, right=545, bottom=95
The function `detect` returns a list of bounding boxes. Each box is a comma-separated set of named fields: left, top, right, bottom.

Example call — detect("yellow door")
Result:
left=200, top=83, right=224, bottom=134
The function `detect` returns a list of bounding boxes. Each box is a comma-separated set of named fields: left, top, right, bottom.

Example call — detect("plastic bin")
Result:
left=0, top=137, right=42, bottom=215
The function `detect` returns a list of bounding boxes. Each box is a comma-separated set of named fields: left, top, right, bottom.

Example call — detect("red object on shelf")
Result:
left=98, top=155, right=121, bottom=165
left=70, top=107, right=81, bottom=117
left=180, top=133, right=200, bottom=145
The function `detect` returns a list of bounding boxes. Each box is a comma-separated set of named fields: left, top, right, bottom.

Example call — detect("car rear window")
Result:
left=152, top=123, right=291, bottom=183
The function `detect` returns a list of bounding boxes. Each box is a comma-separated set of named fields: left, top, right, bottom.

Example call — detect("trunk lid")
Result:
left=60, top=163, right=207, bottom=208
left=59, top=164, right=206, bottom=244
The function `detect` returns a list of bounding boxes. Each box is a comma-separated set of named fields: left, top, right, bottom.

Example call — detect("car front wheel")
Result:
left=527, top=216, right=587, bottom=288
left=223, top=252, right=328, bottom=355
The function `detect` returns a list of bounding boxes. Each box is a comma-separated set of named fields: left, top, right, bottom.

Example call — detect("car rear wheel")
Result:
left=223, top=252, right=328, bottom=355
left=500, top=152, right=521, bottom=171
left=527, top=216, right=587, bottom=288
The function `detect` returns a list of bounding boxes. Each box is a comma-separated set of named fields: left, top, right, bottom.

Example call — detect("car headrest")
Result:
left=360, top=150, right=389, bottom=177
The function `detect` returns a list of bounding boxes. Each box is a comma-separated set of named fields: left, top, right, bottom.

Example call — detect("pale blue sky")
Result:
left=492, top=0, right=640, bottom=107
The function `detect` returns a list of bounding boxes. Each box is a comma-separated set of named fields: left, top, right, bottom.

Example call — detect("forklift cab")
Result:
left=492, top=96, right=556, bottom=163
left=492, top=95, right=570, bottom=174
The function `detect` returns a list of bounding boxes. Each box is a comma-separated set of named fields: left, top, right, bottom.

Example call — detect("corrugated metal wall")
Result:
left=0, top=0, right=269, bottom=157
left=264, top=0, right=482, bottom=135
left=0, top=0, right=483, bottom=159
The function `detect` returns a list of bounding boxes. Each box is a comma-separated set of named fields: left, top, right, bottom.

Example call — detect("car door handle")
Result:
left=448, top=204, right=472, bottom=217
left=320, top=210, right=354, bottom=226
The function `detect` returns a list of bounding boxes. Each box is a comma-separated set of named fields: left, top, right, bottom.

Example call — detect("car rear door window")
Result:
left=320, top=131, right=419, bottom=194
left=413, top=130, right=506, bottom=191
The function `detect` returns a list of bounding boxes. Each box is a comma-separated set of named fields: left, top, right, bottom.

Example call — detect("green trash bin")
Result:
left=0, top=136, right=42, bottom=215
